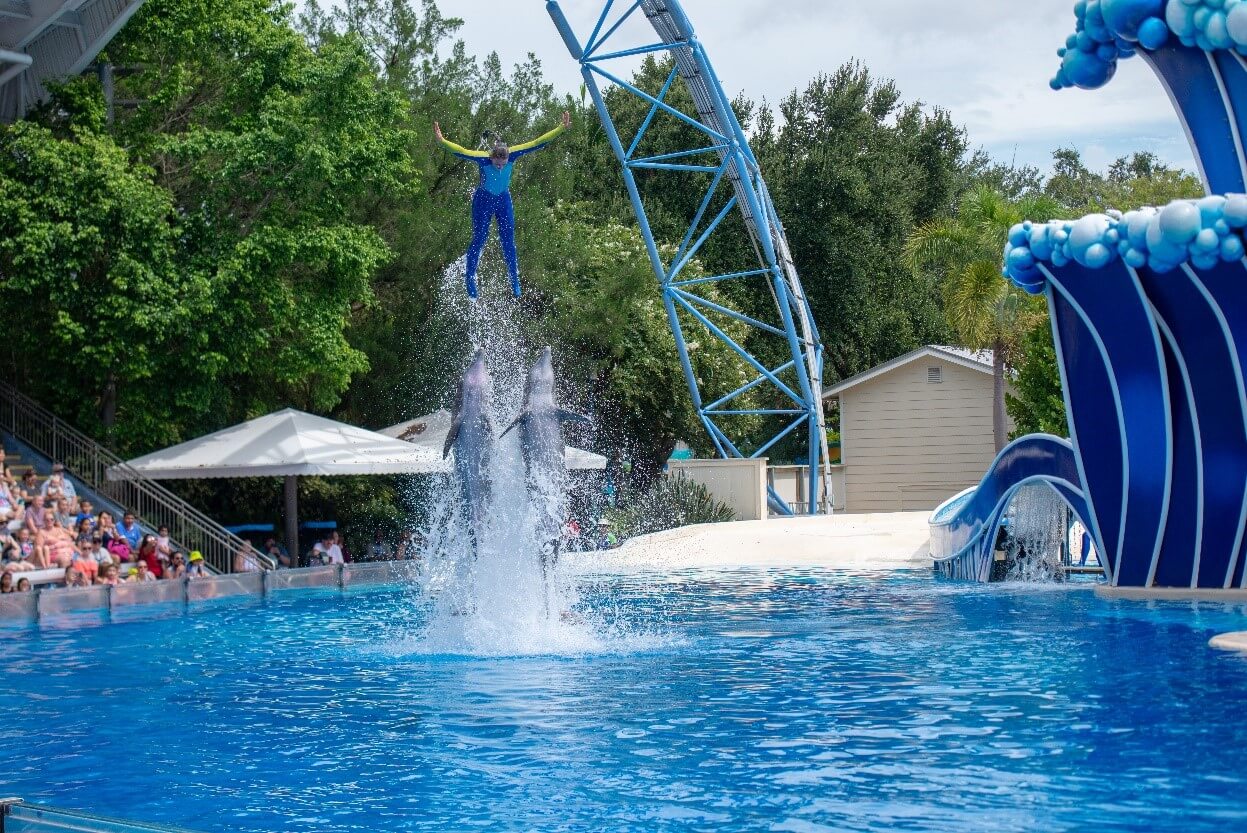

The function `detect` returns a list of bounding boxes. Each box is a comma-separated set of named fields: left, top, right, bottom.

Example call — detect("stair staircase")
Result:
left=0, top=380, right=272, bottom=574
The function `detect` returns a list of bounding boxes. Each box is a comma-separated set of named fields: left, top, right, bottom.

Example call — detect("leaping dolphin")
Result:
left=444, top=349, right=494, bottom=550
left=502, top=347, right=590, bottom=605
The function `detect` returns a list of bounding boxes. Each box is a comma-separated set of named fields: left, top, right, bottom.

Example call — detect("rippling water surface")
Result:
left=2, top=568, right=1247, bottom=832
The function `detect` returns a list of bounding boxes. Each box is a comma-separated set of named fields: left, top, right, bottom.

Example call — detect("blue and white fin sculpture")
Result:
left=935, top=1, right=1247, bottom=589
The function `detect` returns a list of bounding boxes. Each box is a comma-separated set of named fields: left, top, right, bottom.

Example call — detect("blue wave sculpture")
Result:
left=931, top=1, right=1247, bottom=589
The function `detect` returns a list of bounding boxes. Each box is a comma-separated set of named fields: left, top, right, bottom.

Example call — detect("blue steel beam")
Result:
left=546, top=0, right=832, bottom=514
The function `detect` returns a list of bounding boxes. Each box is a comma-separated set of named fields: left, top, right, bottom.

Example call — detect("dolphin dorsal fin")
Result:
left=500, top=411, right=530, bottom=439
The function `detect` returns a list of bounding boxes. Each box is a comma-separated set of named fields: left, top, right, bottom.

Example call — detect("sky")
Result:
left=313, top=0, right=1196, bottom=175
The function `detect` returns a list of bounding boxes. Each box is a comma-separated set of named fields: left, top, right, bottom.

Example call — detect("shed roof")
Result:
left=822, top=345, right=994, bottom=399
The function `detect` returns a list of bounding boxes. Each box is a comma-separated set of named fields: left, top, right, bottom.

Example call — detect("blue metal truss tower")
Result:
left=546, top=0, right=831, bottom=515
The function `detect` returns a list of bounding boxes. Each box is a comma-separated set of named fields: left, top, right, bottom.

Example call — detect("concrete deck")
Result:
left=572, top=512, right=932, bottom=572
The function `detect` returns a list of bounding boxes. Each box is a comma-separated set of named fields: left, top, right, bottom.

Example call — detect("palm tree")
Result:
left=904, top=187, right=1063, bottom=452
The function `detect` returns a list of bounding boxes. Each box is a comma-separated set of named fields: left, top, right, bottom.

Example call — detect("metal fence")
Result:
left=0, top=381, right=272, bottom=574
left=1, top=800, right=198, bottom=833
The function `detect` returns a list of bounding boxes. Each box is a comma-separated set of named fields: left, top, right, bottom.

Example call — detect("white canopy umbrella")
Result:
left=379, top=411, right=607, bottom=471
left=109, top=408, right=445, bottom=558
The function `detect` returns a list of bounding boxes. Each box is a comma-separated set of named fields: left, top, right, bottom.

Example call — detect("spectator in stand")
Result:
left=74, top=500, right=95, bottom=529
left=15, top=577, right=31, bottom=593
left=132, top=561, right=156, bottom=583
left=85, top=535, right=111, bottom=568
left=97, top=563, right=121, bottom=586
left=186, top=551, right=209, bottom=579
left=0, top=481, right=20, bottom=532
left=117, top=512, right=143, bottom=552
left=24, top=495, right=47, bottom=535
left=136, top=535, right=163, bottom=579
left=397, top=528, right=425, bottom=563
left=368, top=531, right=393, bottom=562
left=9, top=528, right=37, bottom=571
left=166, top=551, right=187, bottom=580
left=1, top=463, right=14, bottom=490
left=53, top=498, right=74, bottom=530
left=263, top=537, right=291, bottom=569
left=155, top=525, right=173, bottom=560
left=18, top=470, right=38, bottom=501
left=0, top=571, right=12, bottom=593
left=40, top=463, right=76, bottom=501
left=312, top=532, right=343, bottom=565
left=234, top=541, right=263, bottom=573
left=70, top=540, right=99, bottom=584
left=63, top=566, right=87, bottom=588
left=74, top=517, right=94, bottom=548
left=38, top=512, right=76, bottom=568
left=332, top=531, right=351, bottom=564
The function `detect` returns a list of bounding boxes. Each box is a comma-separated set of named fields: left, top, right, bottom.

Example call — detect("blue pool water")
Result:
left=2, top=568, right=1247, bottom=832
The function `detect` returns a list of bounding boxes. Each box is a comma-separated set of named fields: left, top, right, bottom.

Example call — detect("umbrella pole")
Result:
left=284, top=475, right=299, bottom=568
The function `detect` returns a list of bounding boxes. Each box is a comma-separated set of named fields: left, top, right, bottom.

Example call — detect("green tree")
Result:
left=905, top=186, right=1063, bottom=451
left=1006, top=320, right=1067, bottom=437
left=755, top=62, right=966, bottom=382
left=0, top=122, right=196, bottom=447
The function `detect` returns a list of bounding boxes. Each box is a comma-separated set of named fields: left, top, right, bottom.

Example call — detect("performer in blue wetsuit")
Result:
left=435, top=112, right=571, bottom=299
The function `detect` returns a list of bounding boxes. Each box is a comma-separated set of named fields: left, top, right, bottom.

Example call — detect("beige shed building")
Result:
left=823, top=345, right=1008, bottom=513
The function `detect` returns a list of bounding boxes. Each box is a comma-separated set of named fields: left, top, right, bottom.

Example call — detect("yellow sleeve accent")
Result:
left=509, top=123, right=566, bottom=153
left=438, top=135, right=489, bottom=158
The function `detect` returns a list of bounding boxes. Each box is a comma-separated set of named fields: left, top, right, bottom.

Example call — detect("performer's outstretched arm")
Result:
left=434, top=121, right=489, bottom=161
left=509, top=111, right=572, bottom=160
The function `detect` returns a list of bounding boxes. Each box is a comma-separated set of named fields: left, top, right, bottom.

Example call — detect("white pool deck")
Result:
left=572, top=511, right=932, bottom=572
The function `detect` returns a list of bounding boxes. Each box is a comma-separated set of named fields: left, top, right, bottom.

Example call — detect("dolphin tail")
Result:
left=556, top=410, right=591, bottom=425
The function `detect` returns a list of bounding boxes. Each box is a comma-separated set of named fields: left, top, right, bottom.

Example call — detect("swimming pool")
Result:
left=1, top=569, right=1246, bottom=832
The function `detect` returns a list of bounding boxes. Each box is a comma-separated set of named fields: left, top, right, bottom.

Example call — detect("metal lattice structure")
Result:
left=546, top=0, right=831, bottom=514
left=0, top=0, right=147, bottom=122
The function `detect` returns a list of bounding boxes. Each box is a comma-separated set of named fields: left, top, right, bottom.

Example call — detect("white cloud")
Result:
left=313, top=0, right=1196, bottom=174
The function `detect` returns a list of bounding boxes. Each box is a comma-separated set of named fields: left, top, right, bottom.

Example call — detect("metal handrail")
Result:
left=0, top=381, right=274, bottom=574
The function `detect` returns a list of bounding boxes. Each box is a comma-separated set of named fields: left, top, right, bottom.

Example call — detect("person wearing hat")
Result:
left=186, top=551, right=209, bottom=579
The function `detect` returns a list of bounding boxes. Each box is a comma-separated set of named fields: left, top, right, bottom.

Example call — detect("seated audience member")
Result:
left=332, top=531, right=351, bottom=563
left=263, top=537, right=291, bottom=569
left=74, top=517, right=94, bottom=547
left=38, top=513, right=76, bottom=568
left=166, top=551, right=187, bottom=579
left=117, top=512, right=143, bottom=551
left=186, top=551, right=209, bottom=579
left=136, top=535, right=163, bottom=579
left=74, top=500, right=96, bottom=530
left=1, top=464, right=14, bottom=490
left=53, top=498, right=74, bottom=529
left=40, top=462, right=76, bottom=501
left=312, top=533, right=343, bottom=565
left=15, top=577, right=30, bottom=593
left=368, top=531, right=393, bottom=562
left=97, top=563, right=121, bottom=586
left=155, top=525, right=174, bottom=559
left=132, top=561, right=156, bottom=583
left=63, top=566, right=87, bottom=588
left=23, top=495, right=47, bottom=535
left=234, top=541, right=262, bottom=573
left=18, top=470, right=38, bottom=500
left=70, top=542, right=99, bottom=583
left=0, top=571, right=12, bottom=594
left=101, top=513, right=132, bottom=562
left=8, top=528, right=38, bottom=571
left=0, top=482, right=19, bottom=530
left=86, top=535, right=112, bottom=567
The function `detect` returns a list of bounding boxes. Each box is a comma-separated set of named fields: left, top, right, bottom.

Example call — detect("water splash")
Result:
left=1002, top=484, right=1067, bottom=583
left=401, top=259, right=670, bottom=656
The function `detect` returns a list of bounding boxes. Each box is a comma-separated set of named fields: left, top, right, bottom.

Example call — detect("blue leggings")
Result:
left=466, top=189, right=520, bottom=298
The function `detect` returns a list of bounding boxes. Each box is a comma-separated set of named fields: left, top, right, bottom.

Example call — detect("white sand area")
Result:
left=569, top=512, right=932, bottom=573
